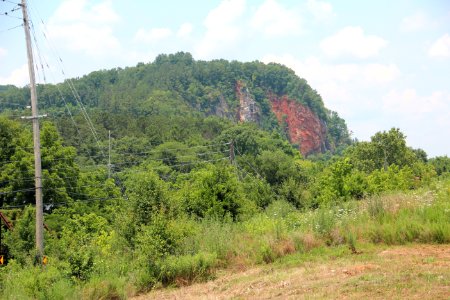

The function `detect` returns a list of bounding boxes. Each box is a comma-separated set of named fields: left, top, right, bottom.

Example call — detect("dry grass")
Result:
left=134, top=244, right=450, bottom=300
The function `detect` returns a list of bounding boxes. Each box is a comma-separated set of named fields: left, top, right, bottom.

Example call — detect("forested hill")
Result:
left=0, top=52, right=350, bottom=156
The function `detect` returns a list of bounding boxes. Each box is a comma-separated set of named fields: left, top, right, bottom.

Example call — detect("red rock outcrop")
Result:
left=270, top=94, right=327, bottom=156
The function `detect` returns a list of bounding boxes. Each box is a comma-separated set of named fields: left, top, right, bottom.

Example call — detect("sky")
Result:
left=0, top=0, right=449, bottom=157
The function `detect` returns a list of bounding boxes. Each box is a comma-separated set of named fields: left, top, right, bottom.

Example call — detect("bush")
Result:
left=125, top=171, right=169, bottom=225
left=157, top=252, right=217, bottom=286
left=179, top=164, right=256, bottom=221
left=135, top=215, right=178, bottom=263
left=0, top=260, right=75, bottom=300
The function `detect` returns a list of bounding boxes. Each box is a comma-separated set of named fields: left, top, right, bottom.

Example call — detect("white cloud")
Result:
left=428, top=33, right=450, bottom=58
left=400, top=12, right=432, bottom=32
left=50, top=0, right=119, bottom=24
left=381, top=89, right=450, bottom=156
left=124, top=50, right=156, bottom=65
left=307, top=0, right=335, bottom=21
left=195, top=0, right=246, bottom=59
left=262, top=54, right=399, bottom=89
left=362, top=64, right=400, bottom=84
left=0, top=48, right=7, bottom=58
left=261, top=53, right=450, bottom=156
left=134, top=28, right=173, bottom=44
left=177, top=23, right=193, bottom=38
left=251, top=0, right=301, bottom=37
left=261, top=54, right=400, bottom=121
left=47, top=0, right=121, bottom=56
left=0, top=64, right=29, bottom=86
left=382, top=89, right=448, bottom=115
left=320, top=26, right=387, bottom=59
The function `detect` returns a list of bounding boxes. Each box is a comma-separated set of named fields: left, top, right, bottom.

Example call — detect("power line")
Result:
left=0, top=187, right=35, bottom=195
left=0, top=13, right=21, bottom=19
left=0, top=7, right=22, bottom=19
left=1, top=195, right=122, bottom=210
left=24, top=3, right=84, bottom=144
left=234, top=144, right=263, bottom=179
left=1, top=0, right=21, bottom=5
left=0, top=141, right=230, bottom=166
left=24, top=1, right=105, bottom=157
left=112, top=156, right=230, bottom=174
left=0, top=102, right=29, bottom=107
left=0, top=23, right=23, bottom=33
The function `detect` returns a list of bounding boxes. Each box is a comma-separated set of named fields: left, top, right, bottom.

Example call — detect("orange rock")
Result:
left=269, top=93, right=327, bottom=156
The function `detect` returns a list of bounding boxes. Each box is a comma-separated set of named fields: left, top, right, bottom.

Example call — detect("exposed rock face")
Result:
left=236, top=81, right=259, bottom=123
left=213, top=94, right=233, bottom=119
left=270, top=94, right=327, bottom=156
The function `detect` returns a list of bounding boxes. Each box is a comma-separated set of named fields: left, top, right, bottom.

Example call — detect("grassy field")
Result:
left=138, top=243, right=450, bottom=299
left=1, top=179, right=448, bottom=299
left=134, top=180, right=450, bottom=299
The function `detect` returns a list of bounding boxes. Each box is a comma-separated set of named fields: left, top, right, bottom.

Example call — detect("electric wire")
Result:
left=0, top=23, right=23, bottom=33
left=26, top=1, right=104, bottom=156
left=1, top=0, right=21, bottom=5
left=26, top=4, right=84, bottom=142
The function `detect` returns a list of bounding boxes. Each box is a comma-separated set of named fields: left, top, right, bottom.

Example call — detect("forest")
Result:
left=0, top=53, right=449, bottom=299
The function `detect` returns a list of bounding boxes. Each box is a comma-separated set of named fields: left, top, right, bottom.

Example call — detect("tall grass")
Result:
left=0, top=180, right=448, bottom=299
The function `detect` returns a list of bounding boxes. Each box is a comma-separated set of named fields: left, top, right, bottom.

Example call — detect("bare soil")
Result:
left=134, top=244, right=450, bottom=299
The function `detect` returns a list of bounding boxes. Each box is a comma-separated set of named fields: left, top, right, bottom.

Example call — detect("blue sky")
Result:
left=0, top=0, right=449, bottom=157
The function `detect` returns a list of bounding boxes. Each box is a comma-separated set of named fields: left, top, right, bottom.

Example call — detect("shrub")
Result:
left=0, top=260, right=75, bottom=300
left=157, top=252, right=217, bottom=286
left=125, top=171, right=169, bottom=225
left=179, top=164, right=256, bottom=221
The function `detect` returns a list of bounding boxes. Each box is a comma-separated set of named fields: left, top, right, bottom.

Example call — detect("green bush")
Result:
left=157, top=252, right=217, bottom=286
left=179, top=164, right=256, bottom=220
left=0, top=260, right=75, bottom=300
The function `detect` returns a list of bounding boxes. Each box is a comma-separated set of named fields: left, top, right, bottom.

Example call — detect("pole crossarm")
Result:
left=20, top=114, right=48, bottom=120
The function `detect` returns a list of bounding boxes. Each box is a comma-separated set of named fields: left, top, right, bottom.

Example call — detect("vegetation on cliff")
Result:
left=0, top=53, right=449, bottom=299
left=0, top=52, right=350, bottom=156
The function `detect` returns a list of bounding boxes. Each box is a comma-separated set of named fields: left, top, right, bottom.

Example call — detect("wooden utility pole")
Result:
left=21, top=0, right=44, bottom=261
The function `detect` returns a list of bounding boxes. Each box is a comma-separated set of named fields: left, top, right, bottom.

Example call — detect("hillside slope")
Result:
left=0, top=52, right=350, bottom=156
left=138, top=244, right=450, bottom=300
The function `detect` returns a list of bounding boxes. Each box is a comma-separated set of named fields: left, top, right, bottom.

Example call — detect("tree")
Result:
left=429, top=156, right=450, bottom=175
left=179, top=164, right=256, bottom=220
left=125, top=171, right=168, bottom=226
left=370, top=128, right=415, bottom=170
left=0, top=120, right=80, bottom=207
left=345, top=128, right=417, bottom=173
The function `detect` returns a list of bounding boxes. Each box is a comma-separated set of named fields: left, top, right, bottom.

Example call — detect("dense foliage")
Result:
left=0, top=52, right=350, bottom=156
left=0, top=54, right=448, bottom=299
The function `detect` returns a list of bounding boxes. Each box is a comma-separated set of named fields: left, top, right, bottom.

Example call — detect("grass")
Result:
left=143, top=243, right=450, bottom=299
left=1, top=179, right=449, bottom=299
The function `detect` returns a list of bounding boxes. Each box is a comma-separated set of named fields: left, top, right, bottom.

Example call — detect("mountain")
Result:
left=0, top=52, right=351, bottom=156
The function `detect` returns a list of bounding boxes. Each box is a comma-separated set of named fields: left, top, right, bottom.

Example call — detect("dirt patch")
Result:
left=342, top=263, right=380, bottom=276
left=379, top=244, right=450, bottom=259
left=134, top=244, right=450, bottom=300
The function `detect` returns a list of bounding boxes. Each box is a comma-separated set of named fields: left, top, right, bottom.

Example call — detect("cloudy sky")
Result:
left=0, top=0, right=449, bottom=157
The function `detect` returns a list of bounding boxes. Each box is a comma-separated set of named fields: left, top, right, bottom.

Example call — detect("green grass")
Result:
left=0, top=179, right=449, bottom=299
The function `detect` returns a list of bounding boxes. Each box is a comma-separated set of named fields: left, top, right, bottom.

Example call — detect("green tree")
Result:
left=429, top=156, right=450, bottom=175
left=345, top=128, right=417, bottom=173
left=179, top=164, right=256, bottom=220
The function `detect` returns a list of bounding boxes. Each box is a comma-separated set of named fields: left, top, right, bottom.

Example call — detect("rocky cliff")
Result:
left=236, top=81, right=260, bottom=123
left=269, top=93, right=328, bottom=156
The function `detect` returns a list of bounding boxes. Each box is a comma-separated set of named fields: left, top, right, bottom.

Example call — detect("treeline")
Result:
left=0, top=114, right=449, bottom=298
left=0, top=52, right=350, bottom=154
left=0, top=53, right=449, bottom=298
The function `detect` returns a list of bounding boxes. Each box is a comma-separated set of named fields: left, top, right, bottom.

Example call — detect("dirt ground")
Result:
left=134, top=244, right=450, bottom=300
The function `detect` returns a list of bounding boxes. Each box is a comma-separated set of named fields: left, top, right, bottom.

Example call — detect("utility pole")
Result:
left=21, top=0, right=44, bottom=261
